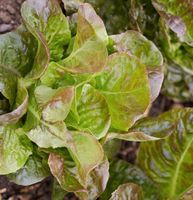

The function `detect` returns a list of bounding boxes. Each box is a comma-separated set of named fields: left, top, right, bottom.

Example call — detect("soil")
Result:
left=0, top=0, right=192, bottom=200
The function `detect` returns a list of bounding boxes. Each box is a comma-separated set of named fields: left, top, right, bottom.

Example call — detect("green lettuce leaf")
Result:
left=35, top=85, right=74, bottom=123
left=8, top=151, right=50, bottom=186
left=158, top=19, right=193, bottom=75
left=162, top=60, right=193, bottom=102
left=49, top=151, right=108, bottom=200
left=137, top=108, right=193, bottom=199
left=55, top=3, right=108, bottom=74
left=0, top=125, right=32, bottom=174
left=21, top=0, right=71, bottom=61
left=110, top=30, right=163, bottom=101
left=95, top=53, right=150, bottom=131
left=24, top=86, right=71, bottom=148
left=66, top=84, right=111, bottom=139
left=0, top=25, right=37, bottom=76
left=0, top=78, right=28, bottom=126
left=152, top=0, right=193, bottom=46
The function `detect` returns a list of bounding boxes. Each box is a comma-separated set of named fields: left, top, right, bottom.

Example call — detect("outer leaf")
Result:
left=152, top=0, right=193, bottom=46
left=109, top=183, right=143, bottom=200
left=106, top=131, right=161, bottom=142
left=21, top=0, right=71, bottom=61
left=101, top=160, right=159, bottom=200
left=0, top=66, right=17, bottom=107
left=110, top=31, right=163, bottom=101
left=8, top=152, right=50, bottom=186
left=0, top=79, right=28, bottom=126
left=0, top=126, right=32, bottom=174
left=49, top=151, right=109, bottom=200
left=95, top=53, right=150, bottom=131
left=56, top=3, right=108, bottom=74
left=162, top=60, right=193, bottom=102
left=66, top=84, right=111, bottom=139
left=21, top=8, right=50, bottom=80
left=49, top=151, right=86, bottom=193
left=67, top=131, right=104, bottom=184
left=83, top=157, right=109, bottom=200
left=110, top=31, right=163, bottom=68
left=137, top=108, right=193, bottom=199
left=158, top=19, right=193, bottom=75
left=0, top=25, right=37, bottom=76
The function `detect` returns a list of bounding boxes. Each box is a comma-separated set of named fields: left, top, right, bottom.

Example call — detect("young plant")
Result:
left=0, top=0, right=192, bottom=199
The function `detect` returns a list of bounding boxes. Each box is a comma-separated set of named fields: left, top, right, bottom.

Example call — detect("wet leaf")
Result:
left=137, top=108, right=193, bottom=199
left=95, top=53, right=150, bottom=131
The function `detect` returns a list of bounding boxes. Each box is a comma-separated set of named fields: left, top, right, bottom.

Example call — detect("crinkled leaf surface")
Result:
left=106, top=131, right=161, bottom=142
left=49, top=151, right=86, bottom=193
left=8, top=151, right=50, bottom=186
left=110, top=31, right=163, bottom=68
left=110, top=31, right=163, bottom=101
left=66, top=84, right=111, bottom=139
left=0, top=126, right=32, bottom=174
left=24, top=86, right=70, bottom=148
left=109, top=183, right=143, bottom=200
left=21, top=5, right=50, bottom=80
left=101, top=160, right=159, bottom=200
left=40, top=62, right=92, bottom=88
left=162, top=60, right=193, bottom=102
left=95, top=53, right=150, bottom=131
left=49, top=151, right=108, bottom=200
left=0, top=79, right=28, bottom=126
left=0, top=66, right=17, bottom=107
left=67, top=131, right=104, bottom=185
left=57, top=3, right=108, bottom=74
left=158, top=20, right=193, bottom=75
left=0, top=25, right=37, bottom=76
left=21, top=0, right=71, bottom=61
left=137, top=108, right=193, bottom=199
left=35, top=86, right=74, bottom=123
left=152, top=0, right=193, bottom=46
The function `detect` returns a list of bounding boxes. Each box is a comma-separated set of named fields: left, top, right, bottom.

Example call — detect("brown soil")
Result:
left=0, top=0, right=25, bottom=33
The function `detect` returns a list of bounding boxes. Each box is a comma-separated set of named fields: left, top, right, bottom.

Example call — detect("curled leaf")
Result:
left=0, top=25, right=37, bottom=76
left=109, top=183, right=143, bottom=200
left=0, top=79, right=28, bottom=126
left=49, top=151, right=109, bottom=200
left=57, top=3, right=108, bottom=74
left=21, top=0, right=71, bottom=61
left=95, top=53, right=150, bottom=131
left=152, top=0, right=193, bottom=46
left=8, top=152, right=50, bottom=186
left=67, top=131, right=104, bottom=184
left=110, top=31, right=163, bottom=101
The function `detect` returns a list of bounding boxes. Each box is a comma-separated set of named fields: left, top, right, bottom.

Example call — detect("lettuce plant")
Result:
left=71, top=0, right=193, bottom=102
left=0, top=0, right=193, bottom=199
